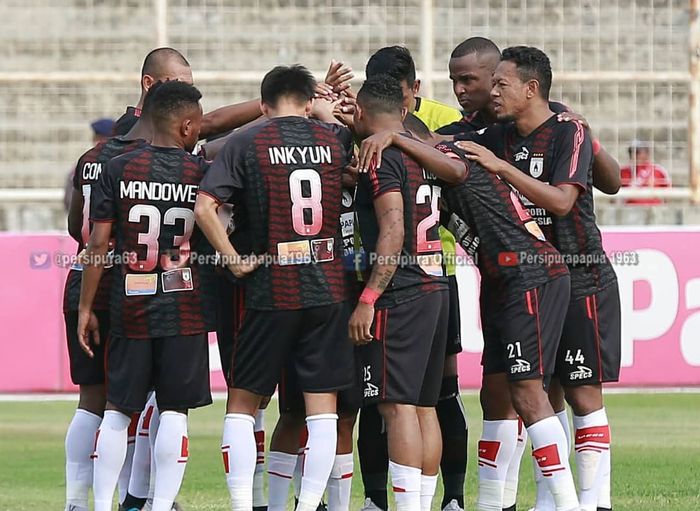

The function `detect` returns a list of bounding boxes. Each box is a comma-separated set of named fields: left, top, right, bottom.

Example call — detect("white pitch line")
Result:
left=0, top=387, right=699, bottom=402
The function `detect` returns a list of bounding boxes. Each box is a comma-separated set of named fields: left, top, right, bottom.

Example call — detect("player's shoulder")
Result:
left=552, top=115, right=588, bottom=140
left=77, top=141, right=107, bottom=166
left=307, top=119, right=353, bottom=144
left=549, top=101, right=570, bottom=114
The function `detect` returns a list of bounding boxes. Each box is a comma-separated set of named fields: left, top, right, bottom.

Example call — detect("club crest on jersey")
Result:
left=529, top=155, right=544, bottom=178
left=514, top=146, right=529, bottom=161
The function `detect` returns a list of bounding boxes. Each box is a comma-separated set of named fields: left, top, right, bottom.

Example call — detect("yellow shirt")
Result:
left=413, top=97, right=463, bottom=132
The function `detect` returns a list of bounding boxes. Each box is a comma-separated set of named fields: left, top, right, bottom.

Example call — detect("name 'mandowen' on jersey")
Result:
left=90, top=144, right=211, bottom=338
left=198, top=116, right=354, bottom=310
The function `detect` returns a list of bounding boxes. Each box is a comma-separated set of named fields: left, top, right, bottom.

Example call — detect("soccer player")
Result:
left=62, top=86, right=160, bottom=511
left=361, top=47, right=468, bottom=511
left=349, top=75, right=463, bottom=511
left=78, top=80, right=213, bottom=511
left=194, top=64, right=355, bottom=511
left=113, top=47, right=262, bottom=140
left=455, top=46, right=620, bottom=511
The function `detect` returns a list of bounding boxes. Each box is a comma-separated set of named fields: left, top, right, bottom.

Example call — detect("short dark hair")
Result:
left=148, top=80, right=202, bottom=128
left=500, top=46, right=552, bottom=100
left=261, top=65, right=316, bottom=107
left=357, top=74, right=405, bottom=115
left=141, top=47, right=190, bottom=78
left=366, top=46, right=416, bottom=86
left=402, top=113, right=431, bottom=140
left=451, top=37, right=501, bottom=59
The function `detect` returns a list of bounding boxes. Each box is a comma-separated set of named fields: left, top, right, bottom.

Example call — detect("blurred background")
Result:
left=0, top=0, right=698, bottom=231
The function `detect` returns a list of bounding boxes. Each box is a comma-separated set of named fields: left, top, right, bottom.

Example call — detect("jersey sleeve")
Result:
left=71, top=160, right=80, bottom=190
left=550, top=121, right=592, bottom=191
left=198, top=134, right=247, bottom=204
left=90, top=159, right=118, bottom=223
left=360, top=149, right=404, bottom=199
left=434, top=142, right=471, bottom=184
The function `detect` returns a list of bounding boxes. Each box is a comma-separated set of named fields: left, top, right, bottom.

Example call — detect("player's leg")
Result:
left=559, top=283, right=621, bottom=511
left=477, top=305, right=519, bottom=511
left=117, top=413, right=139, bottom=507
left=328, top=406, right=358, bottom=511
left=253, top=403, right=268, bottom=511
left=93, top=336, right=152, bottom=511
left=502, top=417, right=526, bottom=511
left=357, top=405, right=389, bottom=511
left=437, top=275, right=468, bottom=511
left=225, top=308, right=293, bottom=511
left=506, top=278, right=579, bottom=511
left=64, top=310, right=107, bottom=511
left=268, top=368, right=307, bottom=511
left=293, top=302, right=354, bottom=511
left=150, top=333, right=212, bottom=511
left=122, top=393, right=157, bottom=511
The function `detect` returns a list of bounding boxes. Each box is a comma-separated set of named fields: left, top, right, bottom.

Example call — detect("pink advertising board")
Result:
left=1, top=229, right=699, bottom=393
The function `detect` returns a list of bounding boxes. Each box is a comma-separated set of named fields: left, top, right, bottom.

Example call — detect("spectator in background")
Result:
left=63, top=118, right=115, bottom=211
left=620, top=140, right=671, bottom=205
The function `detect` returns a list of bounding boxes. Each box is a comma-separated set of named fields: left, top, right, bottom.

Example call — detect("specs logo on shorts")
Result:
left=570, top=365, right=593, bottom=381
left=511, top=358, right=532, bottom=374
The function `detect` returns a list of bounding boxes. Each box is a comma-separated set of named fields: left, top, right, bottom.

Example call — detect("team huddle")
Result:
left=63, top=38, right=622, bottom=511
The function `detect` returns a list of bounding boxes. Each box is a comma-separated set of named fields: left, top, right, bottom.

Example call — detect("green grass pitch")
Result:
left=1, top=392, right=698, bottom=510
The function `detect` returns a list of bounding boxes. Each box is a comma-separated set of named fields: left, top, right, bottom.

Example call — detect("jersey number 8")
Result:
left=289, top=168, right=323, bottom=236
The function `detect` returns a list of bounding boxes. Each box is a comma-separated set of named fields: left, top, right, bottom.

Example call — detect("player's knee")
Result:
left=480, top=374, right=516, bottom=420
left=226, top=388, right=263, bottom=415
left=439, top=374, right=459, bottom=399
left=547, top=377, right=566, bottom=412
left=377, top=402, right=416, bottom=425
left=510, top=379, right=551, bottom=425
left=564, top=384, right=603, bottom=416
left=78, top=383, right=106, bottom=415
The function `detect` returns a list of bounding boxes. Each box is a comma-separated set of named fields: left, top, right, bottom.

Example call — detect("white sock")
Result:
left=503, top=418, right=527, bottom=508
left=223, top=413, right=256, bottom=511
left=295, top=414, right=338, bottom=511
left=93, top=410, right=132, bottom=511
left=146, top=400, right=161, bottom=506
left=293, top=445, right=305, bottom=499
left=533, top=410, right=570, bottom=511
left=557, top=409, right=572, bottom=454
left=268, top=451, right=297, bottom=511
left=128, top=397, right=157, bottom=499
left=65, top=408, right=102, bottom=511
left=253, top=409, right=267, bottom=508
left=476, top=419, right=518, bottom=511
left=151, top=411, right=189, bottom=511
left=420, top=473, right=438, bottom=511
left=327, top=453, right=354, bottom=511
left=389, top=461, right=421, bottom=511
left=528, top=416, right=579, bottom=511
left=117, top=413, right=138, bottom=503
left=573, top=408, right=611, bottom=511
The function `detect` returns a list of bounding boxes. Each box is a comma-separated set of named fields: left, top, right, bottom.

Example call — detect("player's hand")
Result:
left=342, top=149, right=360, bottom=187
left=77, top=309, right=100, bottom=358
left=324, top=59, right=354, bottom=95
left=334, top=95, right=356, bottom=115
left=557, top=111, right=590, bottom=131
left=349, top=302, right=374, bottom=344
left=227, top=254, right=262, bottom=279
left=359, top=130, right=397, bottom=173
left=455, top=141, right=507, bottom=175
left=315, top=82, right=337, bottom=101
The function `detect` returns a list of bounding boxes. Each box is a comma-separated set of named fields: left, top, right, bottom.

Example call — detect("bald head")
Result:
left=448, top=37, right=501, bottom=113
left=140, top=48, right=193, bottom=94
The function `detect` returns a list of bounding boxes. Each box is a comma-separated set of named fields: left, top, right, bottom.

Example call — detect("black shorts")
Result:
left=216, top=279, right=245, bottom=381
left=64, top=310, right=109, bottom=386
left=278, top=351, right=363, bottom=416
left=555, top=282, right=622, bottom=386
left=445, top=275, right=463, bottom=356
left=481, top=276, right=570, bottom=381
left=229, top=302, right=354, bottom=397
left=106, top=334, right=212, bottom=413
left=358, top=290, right=449, bottom=407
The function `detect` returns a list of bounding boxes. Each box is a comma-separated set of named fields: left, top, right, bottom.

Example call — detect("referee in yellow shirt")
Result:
left=358, top=45, right=468, bottom=511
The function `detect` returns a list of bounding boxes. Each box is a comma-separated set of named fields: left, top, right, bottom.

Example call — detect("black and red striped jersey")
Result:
left=90, top=144, right=211, bottom=338
left=355, top=143, right=448, bottom=309
left=63, top=137, right=146, bottom=312
left=455, top=114, right=616, bottom=300
left=436, top=141, right=569, bottom=302
left=199, top=116, right=353, bottom=311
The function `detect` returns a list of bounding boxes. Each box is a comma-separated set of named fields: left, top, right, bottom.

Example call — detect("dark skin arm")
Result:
left=557, top=111, right=621, bottom=194
left=457, top=141, right=580, bottom=216
left=67, top=187, right=84, bottom=244
left=358, top=131, right=466, bottom=184
left=77, top=221, right=111, bottom=357
left=199, top=99, right=262, bottom=140
left=348, top=191, right=404, bottom=344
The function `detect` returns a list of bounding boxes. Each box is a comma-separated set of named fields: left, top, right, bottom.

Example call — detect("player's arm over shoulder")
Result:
left=551, top=120, right=593, bottom=191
